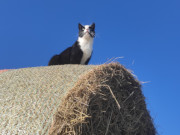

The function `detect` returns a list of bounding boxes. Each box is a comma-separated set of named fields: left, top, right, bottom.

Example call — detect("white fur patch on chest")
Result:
left=78, top=36, right=93, bottom=64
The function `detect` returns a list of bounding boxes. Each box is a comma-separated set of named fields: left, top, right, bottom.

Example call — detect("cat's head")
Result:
left=78, top=23, right=95, bottom=38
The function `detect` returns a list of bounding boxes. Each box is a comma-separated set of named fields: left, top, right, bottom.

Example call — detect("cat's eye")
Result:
left=89, top=27, right=93, bottom=31
left=82, top=27, right=85, bottom=31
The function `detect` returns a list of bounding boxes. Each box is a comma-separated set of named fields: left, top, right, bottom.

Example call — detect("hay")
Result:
left=49, top=63, right=156, bottom=135
left=0, top=63, right=156, bottom=134
left=0, top=65, right=95, bottom=134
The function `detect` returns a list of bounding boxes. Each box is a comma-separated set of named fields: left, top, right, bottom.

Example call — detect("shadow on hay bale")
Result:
left=49, top=63, right=156, bottom=135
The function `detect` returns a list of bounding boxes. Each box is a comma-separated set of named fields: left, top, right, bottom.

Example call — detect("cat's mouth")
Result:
left=85, top=31, right=95, bottom=38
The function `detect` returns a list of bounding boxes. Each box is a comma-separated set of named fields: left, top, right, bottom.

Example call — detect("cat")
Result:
left=48, top=23, right=95, bottom=66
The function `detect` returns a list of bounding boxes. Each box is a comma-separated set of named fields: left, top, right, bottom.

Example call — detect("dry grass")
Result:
left=48, top=63, right=156, bottom=135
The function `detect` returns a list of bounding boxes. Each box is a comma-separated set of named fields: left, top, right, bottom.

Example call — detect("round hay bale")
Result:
left=49, top=63, right=156, bottom=135
left=0, top=63, right=156, bottom=135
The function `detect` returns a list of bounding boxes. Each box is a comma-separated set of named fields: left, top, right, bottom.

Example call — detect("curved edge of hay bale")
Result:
left=48, top=63, right=156, bottom=135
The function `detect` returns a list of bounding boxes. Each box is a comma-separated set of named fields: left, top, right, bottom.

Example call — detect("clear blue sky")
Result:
left=0, top=0, right=180, bottom=134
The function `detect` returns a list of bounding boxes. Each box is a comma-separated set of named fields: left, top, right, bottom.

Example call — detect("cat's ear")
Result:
left=78, top=23, right=83, bottom=30
left=91, top=23, right=95, bottom=29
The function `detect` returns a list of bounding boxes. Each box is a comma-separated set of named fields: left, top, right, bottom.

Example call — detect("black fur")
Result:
left=48, top=41, right=83, bottom=65
left=48, top=23, right=95, bottom=66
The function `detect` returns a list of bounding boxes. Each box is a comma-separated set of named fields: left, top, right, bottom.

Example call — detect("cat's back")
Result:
left=48, top=47, right=72, bottom=65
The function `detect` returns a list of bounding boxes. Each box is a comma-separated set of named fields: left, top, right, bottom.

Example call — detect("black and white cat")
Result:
left=48, top=23, right=95, bottom=65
